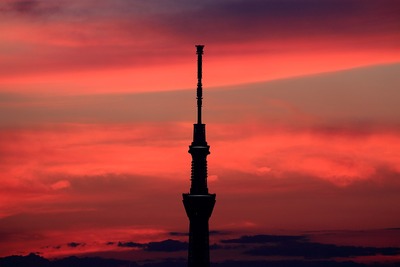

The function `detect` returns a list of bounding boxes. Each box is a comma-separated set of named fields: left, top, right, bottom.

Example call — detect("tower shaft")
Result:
left=183, top=45, right=216, bottom=267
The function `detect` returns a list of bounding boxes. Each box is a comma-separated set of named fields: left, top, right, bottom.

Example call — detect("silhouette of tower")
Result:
left=183, top=45, right=216, bottom=267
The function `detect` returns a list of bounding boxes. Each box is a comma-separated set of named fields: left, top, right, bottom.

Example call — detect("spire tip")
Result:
left=196, top=45, right=204, bottom=55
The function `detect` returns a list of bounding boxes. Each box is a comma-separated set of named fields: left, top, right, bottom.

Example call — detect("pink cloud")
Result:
left=1, top=1, right=399, bottom=94
left=0, top=120, right=399, bottom=257
left=50, top=180, right=71, bottom=190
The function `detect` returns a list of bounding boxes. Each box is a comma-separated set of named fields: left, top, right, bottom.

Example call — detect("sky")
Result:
left=1, top=0, right=400, bottom=265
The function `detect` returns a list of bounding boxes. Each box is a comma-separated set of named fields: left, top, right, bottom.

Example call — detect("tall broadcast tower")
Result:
left=183, top=45, right=216, bottom=267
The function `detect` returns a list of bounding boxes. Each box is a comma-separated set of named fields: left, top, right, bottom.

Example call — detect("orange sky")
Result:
left=1, top=0, right=400, bottom=263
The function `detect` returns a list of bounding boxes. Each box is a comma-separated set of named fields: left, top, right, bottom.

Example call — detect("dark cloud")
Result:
left=1, top=0, right=61, bottom=16
left=214, top=0, right=358, bottom=18
left=10, top=0, right=38, bottom=13
left=169, top=231, right=188, bottom=236
left=226, top=234, right=400, bottom=259
left=155, top=0, right=400, bottom=44
left=117, top=241, right=145, bottom=248
left=115, top=239, right=188, bottom=252
left=67, top=242, right=85, bottom=248
left=385, top=228, right=400, bottom=231
left=247, top=242, right=400, bottom=259
left=210, top=230, right=231, bottom=236
left=145, top=239, right=188, bottom=252
left=221, top=234, right=307, bottom=244
left=210, top=243, right=223, bottom=250
left=112, top=234, right=400, bottom=261
left=0, top=253, right=50, bottom=267
left=169, top=230, right=229, bottom=237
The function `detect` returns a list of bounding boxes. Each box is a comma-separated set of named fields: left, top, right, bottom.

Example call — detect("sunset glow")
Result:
left=1, top=0, right=400, bottom=266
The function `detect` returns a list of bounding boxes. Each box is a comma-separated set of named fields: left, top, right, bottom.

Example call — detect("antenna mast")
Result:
left=196, top=45, right=204, bottom=124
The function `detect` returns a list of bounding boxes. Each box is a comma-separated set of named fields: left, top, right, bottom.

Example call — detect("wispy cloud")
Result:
left=1, top=0, right=399, bottom=89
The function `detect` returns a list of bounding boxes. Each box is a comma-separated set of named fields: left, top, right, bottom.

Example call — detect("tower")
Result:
left=182, top=45, right=216, bottom=267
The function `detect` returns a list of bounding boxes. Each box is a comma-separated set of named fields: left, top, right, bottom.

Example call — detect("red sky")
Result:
left=1, top=0, right=400, bottom=264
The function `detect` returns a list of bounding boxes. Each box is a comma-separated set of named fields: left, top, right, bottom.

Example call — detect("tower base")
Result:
left=183, top=194, right=216, bottom=267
